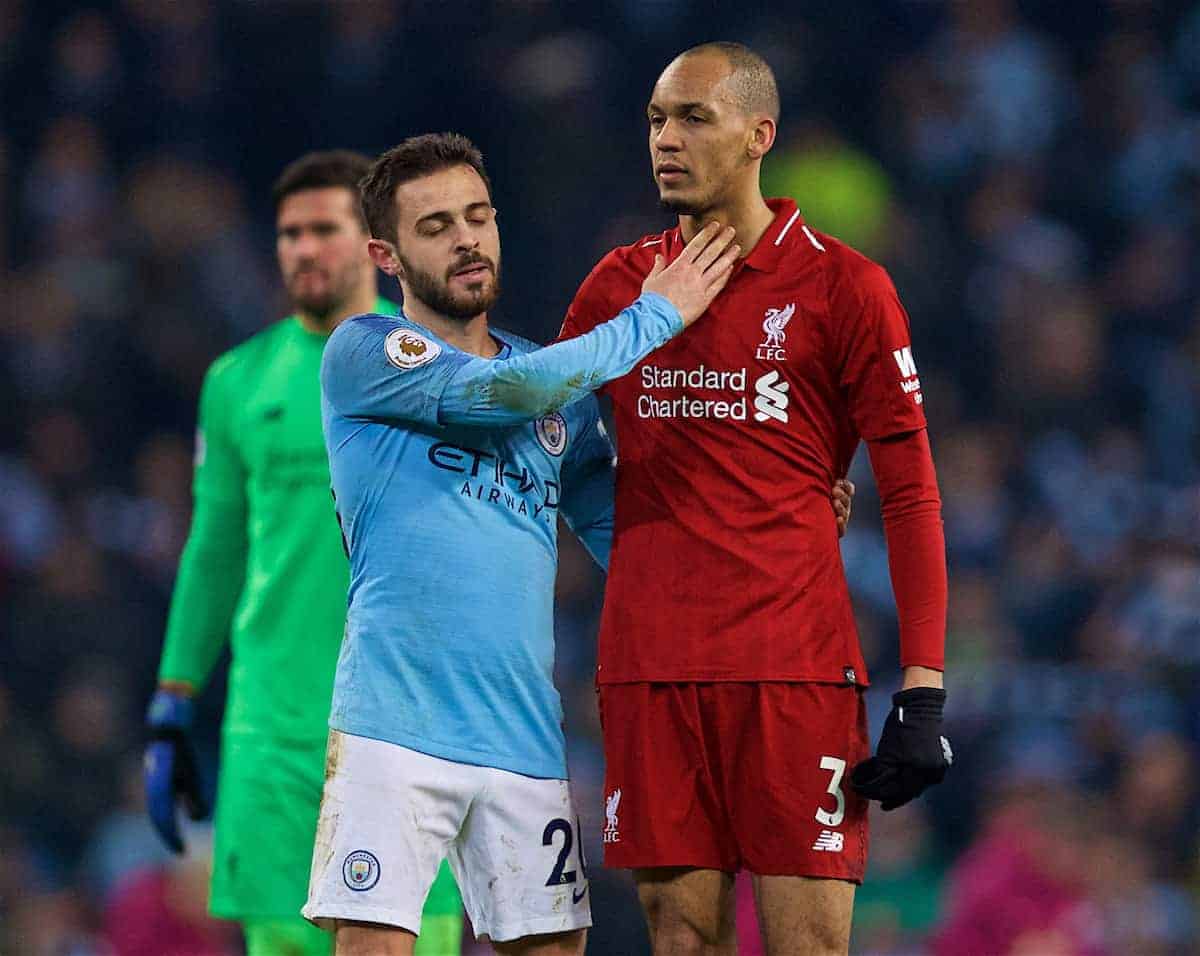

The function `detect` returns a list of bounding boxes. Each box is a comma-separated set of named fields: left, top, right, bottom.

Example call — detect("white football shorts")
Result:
left=302, top=730, right=592, bottom=943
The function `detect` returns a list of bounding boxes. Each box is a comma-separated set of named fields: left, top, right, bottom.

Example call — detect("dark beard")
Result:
left=292, top=292, right=339, bottom=321
left=659, top=195, right=709, bottom=217
left=399, top=252, right=501, bottom=321
left=288, top=267, right=358, bottom=321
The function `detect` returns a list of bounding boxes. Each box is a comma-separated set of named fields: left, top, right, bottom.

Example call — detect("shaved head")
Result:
left=675, top=41, right=780, bottom=123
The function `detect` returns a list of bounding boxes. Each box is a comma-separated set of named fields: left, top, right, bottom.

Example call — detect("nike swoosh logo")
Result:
left=572, top=883, right=589, bottom=904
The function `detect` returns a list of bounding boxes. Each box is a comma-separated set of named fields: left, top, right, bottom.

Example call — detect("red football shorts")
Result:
left=598, top=682, right=870, bottom=881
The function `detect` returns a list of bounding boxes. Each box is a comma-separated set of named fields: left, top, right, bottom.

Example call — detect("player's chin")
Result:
left=293, top=291, right=339, bottom=316
left=448, top=285, right=499, bottom=319
left=658, top=191, right=707, bottom=216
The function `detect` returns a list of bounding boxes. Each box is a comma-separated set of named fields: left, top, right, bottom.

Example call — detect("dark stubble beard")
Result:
left=659, top=195, right=711, bottom=217
left=288, top=260, right=363, bottom=322
left=399, top=251, right=502, bottom=321
left=658, top=159, right=741, bottom=218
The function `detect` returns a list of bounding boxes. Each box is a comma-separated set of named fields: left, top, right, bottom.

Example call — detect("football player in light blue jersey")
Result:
left=303, top=133, right=741, bottom=956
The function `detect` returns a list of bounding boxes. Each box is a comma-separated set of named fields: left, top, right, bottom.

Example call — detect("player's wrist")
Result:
left=900, top=664, right=943, bottom=691
left=635, top=291, right=685, bottom=335
left=157, top=679, right=196, bottom=697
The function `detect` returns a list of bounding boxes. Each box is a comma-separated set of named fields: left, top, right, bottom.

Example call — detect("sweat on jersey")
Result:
left=560, top=198, right=947, bottom=687
left=320, top=293, right=681, bottom=779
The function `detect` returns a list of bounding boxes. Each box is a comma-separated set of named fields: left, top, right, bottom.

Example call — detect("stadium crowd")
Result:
left=0, top=1, right=1197, bottom=953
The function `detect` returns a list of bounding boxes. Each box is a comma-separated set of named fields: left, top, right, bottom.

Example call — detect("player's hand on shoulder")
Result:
left=641, top=221, right=740, bottom=327
left=144, top=687, right=211, bottom=853
left=833, top=478, right=855, bottom=538
left=850, top=686, right=951, bottom=811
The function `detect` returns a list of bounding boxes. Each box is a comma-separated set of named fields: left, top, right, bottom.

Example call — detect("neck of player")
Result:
left=403, top=298, right=500, bottom=359
left=679, top=192, right=775, bottom=259
left=295, top=283, right=379, bottom=336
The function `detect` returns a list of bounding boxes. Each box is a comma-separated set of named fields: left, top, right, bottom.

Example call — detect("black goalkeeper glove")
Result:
left=851, top=687, right=952, bottom=811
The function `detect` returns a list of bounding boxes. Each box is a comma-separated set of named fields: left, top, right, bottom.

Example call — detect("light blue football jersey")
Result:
left=320, top=293, right=681, bottom=778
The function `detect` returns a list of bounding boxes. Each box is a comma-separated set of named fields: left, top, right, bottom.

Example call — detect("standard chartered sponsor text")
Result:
left=638, top=394, right=749, bottom=419
left=639, top=365, right=748, bottom=420
left=641, top=365, right=747, bottom=391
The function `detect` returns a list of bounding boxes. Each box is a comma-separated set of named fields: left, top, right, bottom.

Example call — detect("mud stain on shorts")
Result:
left=324, top=730, right=342, bottom=782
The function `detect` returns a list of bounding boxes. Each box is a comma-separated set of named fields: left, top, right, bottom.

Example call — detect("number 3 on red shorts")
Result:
left=815, top=756, right=847, bottom=827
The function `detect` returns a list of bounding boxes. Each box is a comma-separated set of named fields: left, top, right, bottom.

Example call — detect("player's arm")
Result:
left=145, top=360, right=249, bottom=851
left=831, top=258, right=951, bottom=810
left=159, top=361, right=249, bottom=690
left=323, top=224, right=739, bottom=429
left=870, top=429, right=946, bottom=677
left=850, top=428, right=950, bottom=810
left=558, top=398, right=616, bottom=570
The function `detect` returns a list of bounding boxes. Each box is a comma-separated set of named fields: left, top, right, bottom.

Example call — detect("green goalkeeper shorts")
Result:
left=210, top=732, right=462, bottom=934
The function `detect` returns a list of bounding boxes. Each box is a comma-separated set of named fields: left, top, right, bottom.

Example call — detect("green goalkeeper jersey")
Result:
left=159, top=300, right=397, bottom=740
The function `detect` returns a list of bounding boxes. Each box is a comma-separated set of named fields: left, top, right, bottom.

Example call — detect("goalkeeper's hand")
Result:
left=851, top=687, right=952, bottom=811
left=144, top=689, right=210, bottom=853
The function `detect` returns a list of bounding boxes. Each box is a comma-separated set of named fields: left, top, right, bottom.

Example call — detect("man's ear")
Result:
left=367, top=238, right=402, bottom=277
left=747, top=117, right=776, bottom=160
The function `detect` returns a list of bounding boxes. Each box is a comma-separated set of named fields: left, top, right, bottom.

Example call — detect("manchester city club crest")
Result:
left=535, top=412, right=568, bottom=456
left=342, top=849, right=381, bottom=891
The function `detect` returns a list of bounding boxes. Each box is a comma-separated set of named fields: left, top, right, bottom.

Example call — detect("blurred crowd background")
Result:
left=1, top=1, right=1198, bottom=954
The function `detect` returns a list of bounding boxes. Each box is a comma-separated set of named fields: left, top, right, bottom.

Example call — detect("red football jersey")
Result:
left=561, top=199, right=928, bottom=686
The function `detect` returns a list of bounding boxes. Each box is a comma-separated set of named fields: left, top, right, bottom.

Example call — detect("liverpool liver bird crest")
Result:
left=762, top=303, right=796, bottom=348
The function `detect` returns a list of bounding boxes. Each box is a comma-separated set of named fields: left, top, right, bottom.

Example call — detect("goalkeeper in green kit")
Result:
left=143, top=151, right=463, bottom=956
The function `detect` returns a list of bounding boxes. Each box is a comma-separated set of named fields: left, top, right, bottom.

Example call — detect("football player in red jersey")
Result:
left=559, top=43, right=951, bottom=954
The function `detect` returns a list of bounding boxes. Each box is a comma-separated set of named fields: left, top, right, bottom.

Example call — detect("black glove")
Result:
left=851, top=687, right=951, bottom=811
left=144, top=690, right=211, bottom=853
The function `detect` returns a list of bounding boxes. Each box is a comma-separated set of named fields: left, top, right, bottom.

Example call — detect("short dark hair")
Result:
left=359, top=132, right=493, bottom=244
left=677, top=41, right=780, bottom=123
left=271, top=150, right=373, bottom=225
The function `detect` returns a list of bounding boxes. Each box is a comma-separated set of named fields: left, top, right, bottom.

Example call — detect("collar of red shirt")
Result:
left=742, top=198, right=804, bottom=273
left=664, top=198, right=805, bottom=274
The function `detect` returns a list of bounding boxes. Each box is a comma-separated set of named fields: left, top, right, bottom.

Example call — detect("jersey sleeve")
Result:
left=321, top=316, right=473, bottom=429
left=867, top=429, right=947, bottom=670
left=324, top=295, right=682, bottom=430
left=157, top=358, right=249, bottom=690
left=558, top=397, right=615, bottom=571
left=832, top=259, right=928, bottom=441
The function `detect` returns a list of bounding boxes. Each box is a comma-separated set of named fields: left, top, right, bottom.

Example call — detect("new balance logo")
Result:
left=753, top=370, right=789, bottom=423
left=812, top=830, right=844, bottom=852
left=893, top=347, right=917, bottom=378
